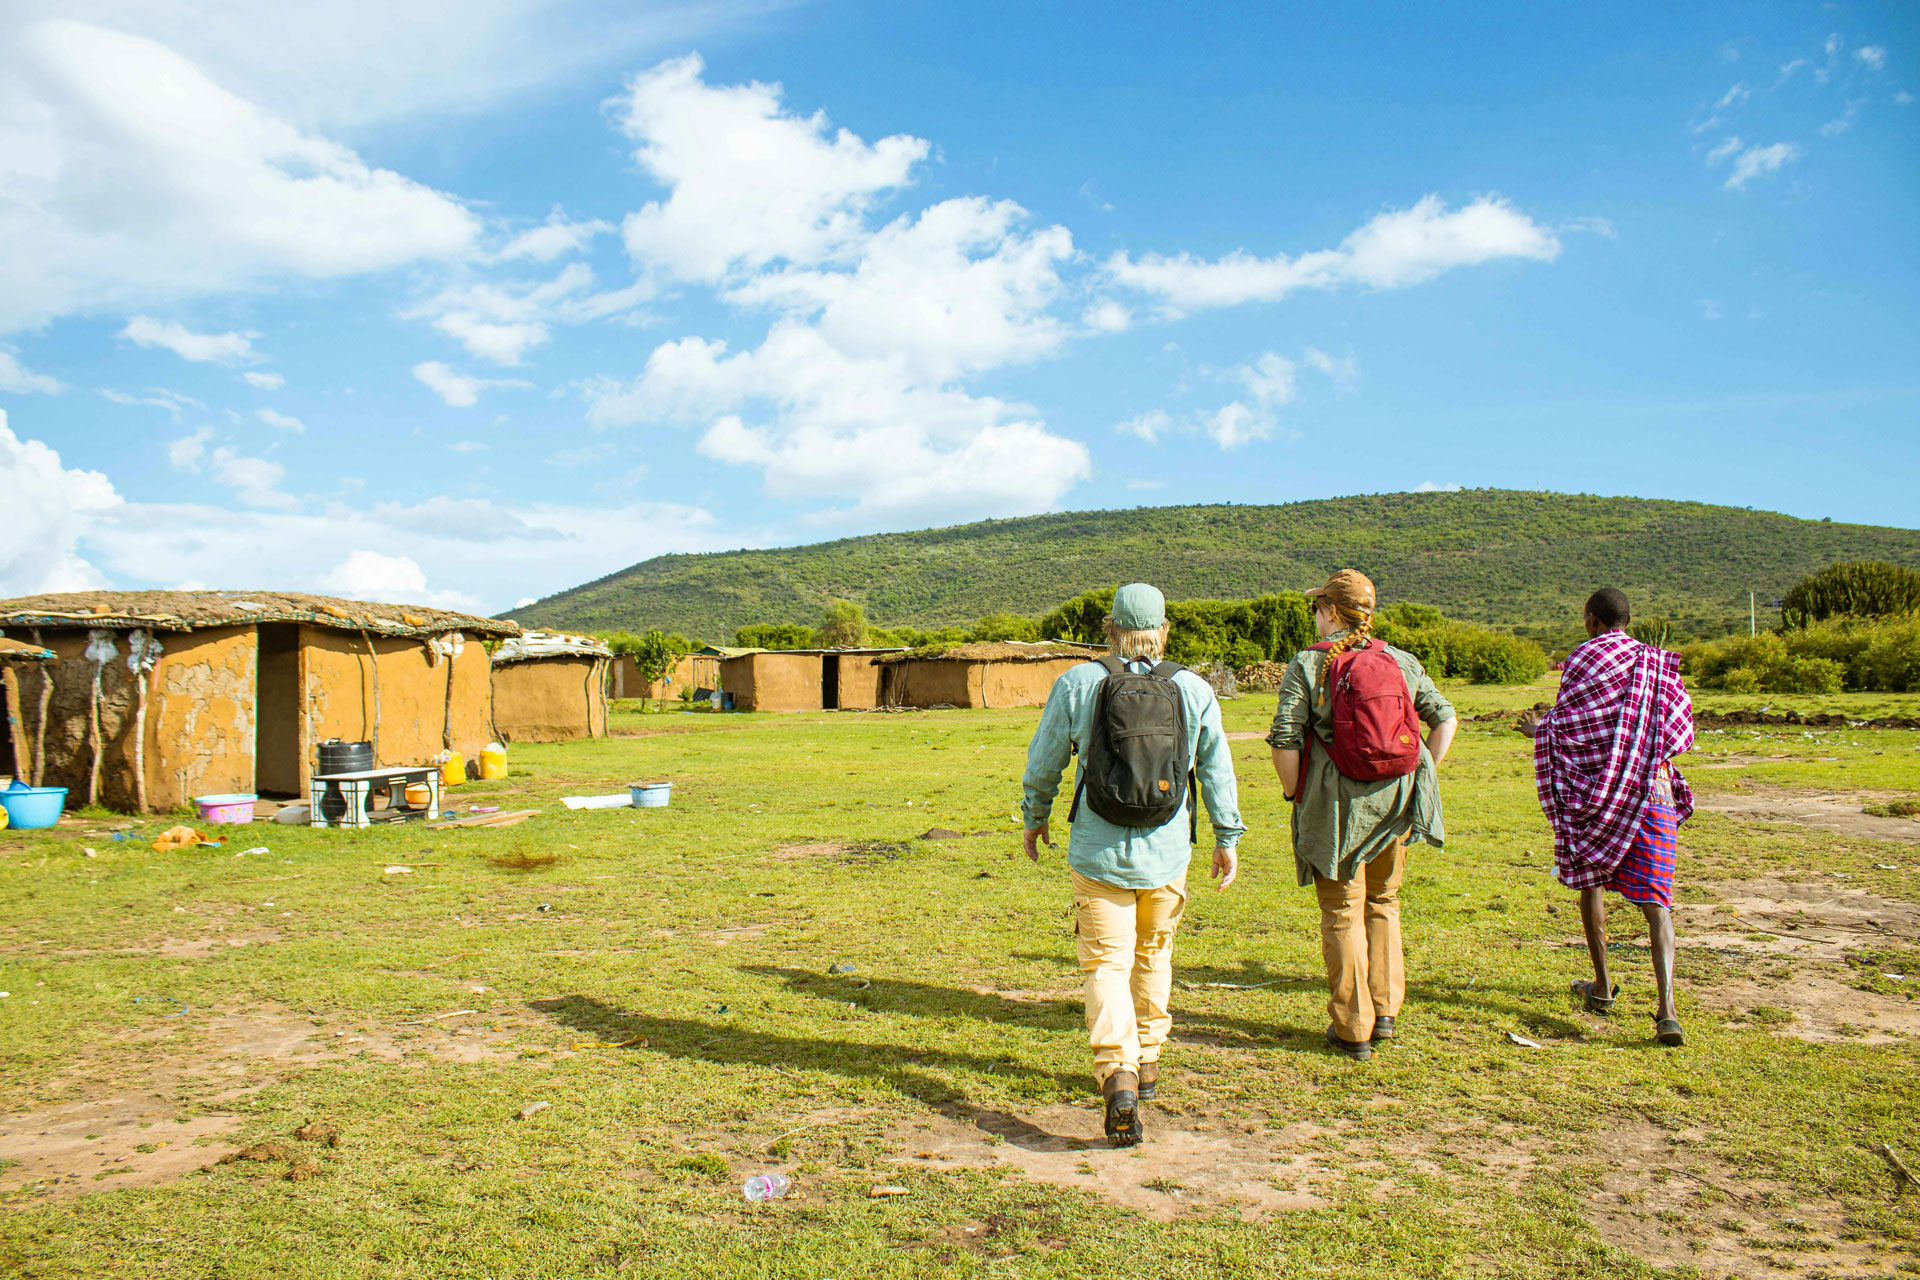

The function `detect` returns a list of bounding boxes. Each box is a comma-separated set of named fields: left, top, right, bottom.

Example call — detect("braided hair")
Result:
left=1316, top=600, right=1374, bottom=704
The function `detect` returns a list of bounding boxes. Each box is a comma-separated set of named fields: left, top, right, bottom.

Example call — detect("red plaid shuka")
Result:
left=1534, top=630, right=1694, bottom=890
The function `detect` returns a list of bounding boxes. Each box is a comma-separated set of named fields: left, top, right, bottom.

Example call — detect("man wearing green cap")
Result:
left=1022, top=583, right=1244, bottom=1147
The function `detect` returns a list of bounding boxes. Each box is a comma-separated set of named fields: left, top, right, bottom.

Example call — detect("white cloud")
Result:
left=412, top=360, right=532, bottom=408
left=614, top=53, right=930, bottom=284
left=415, top=261, right=648, bottom=364
left=242, top=370, right=284, bottom=390
left=1724, top=142, right=1803, bottom=189
left=210, top=445, right=295, bottom=510
left=118, top=317, right=258, bottom=365
left=101, top=387, right=201, bottom=421
left=1413, top=481, right=1462, bottom=493
left=1820, top=98, right=1865, bottom=136
left=1715, top=82, right=1750, bottom=110
left=1115, top=410, right=1172, bottom=444
left=0, top=348, right=63, bottom=394
left=1, top=21, right=479, bottom=334
left=448, top=440, right=488, bottom=453
left=0, top=409, right=119, bottom=593
left=316, top=550, right=468, bottom=608
left=1856, top=46, right=1888, bottom=72
left=1106, top=195, right=1560, bottom=313
left=1897, top=91, right=1915, bottom=106
left=1705, top=135, right=1745, bottom=166
left=0, top=410, right=729, bottom=612
left=1302, top=347, right=1358, bottom=393
left=1081, top=300, right=1132, bottom=332
left=167, top=426, right=211, bottom=471
left=256, top=407, right=305, bottom=433
left=1562, top=215, right=1617, bottom=240
left=494, top=209, right=614, bottom=263
left=1697, top=299, right=1723, bottom=320
left=1774, top=58, right=1807, bottom=87
left=1816, top=34, right=1841, bottom=84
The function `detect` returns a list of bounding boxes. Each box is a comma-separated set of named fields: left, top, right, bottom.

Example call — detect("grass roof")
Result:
left=0, top=591, right=519, bottom=639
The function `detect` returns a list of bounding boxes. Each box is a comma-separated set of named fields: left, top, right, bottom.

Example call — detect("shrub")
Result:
left=1721, top=667, right=1762, bottom=694
left=1764, top=656, right=1845, bottom=695
left=1682, top=618, right=1920, bottom=693
left=969, top=612, right=1041, bottom=643
left=819, top=599, right=868, bottom=648
left=1858, top=620, right=1920, bottom=692
left=735, top=623, right=818, bottom=649
left=1371, top=612, right=1550, bottom=685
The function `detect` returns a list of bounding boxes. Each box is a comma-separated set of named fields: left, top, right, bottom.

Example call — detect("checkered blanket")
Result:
left=1534, top=630, right=1694, bottom=889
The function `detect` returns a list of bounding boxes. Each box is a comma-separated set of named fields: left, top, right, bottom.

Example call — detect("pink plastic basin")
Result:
left=193, top=793, right=257, bottom=825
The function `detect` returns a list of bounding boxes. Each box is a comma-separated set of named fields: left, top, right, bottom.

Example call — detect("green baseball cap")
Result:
left=1111, top=582, right=1166, bottom=629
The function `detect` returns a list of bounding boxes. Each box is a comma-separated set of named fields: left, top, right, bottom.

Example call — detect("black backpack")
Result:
left=1068, top=656, right=1197, bottom=840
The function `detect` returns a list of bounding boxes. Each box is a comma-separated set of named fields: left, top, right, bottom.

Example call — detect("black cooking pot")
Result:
left=317, top=739, right=374, bottom=775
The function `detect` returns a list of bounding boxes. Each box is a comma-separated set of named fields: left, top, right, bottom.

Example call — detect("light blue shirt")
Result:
left=1021, top=659, right=1246, bottom=890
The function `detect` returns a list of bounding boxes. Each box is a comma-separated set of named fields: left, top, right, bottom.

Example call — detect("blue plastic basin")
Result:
left=1, top=786, right=67, bottom=829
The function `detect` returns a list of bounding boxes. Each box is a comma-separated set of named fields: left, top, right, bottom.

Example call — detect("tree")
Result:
left=819, top=599, right=868, bottom=648
left=1781, top=561, right=1920, bottom=628
left=735, top=623, right=818, bottom=650
left=632, top=629, right=686, bottom=711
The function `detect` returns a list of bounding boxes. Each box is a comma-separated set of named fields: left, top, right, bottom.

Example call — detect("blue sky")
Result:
left=2, top=2, right=1915, bottom=615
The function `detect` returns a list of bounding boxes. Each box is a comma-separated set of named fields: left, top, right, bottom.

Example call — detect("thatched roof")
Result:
left=0, top=636, right=54, bottom=661
left=493, top=631, right=612, bottom=665
left=875, top=640, right=1105, bottom=665
left=0, top=591, right=518, bottom=639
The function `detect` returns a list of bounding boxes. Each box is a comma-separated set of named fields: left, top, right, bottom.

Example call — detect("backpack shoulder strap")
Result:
left=1149, top=661, right=1186, bottom=680
left=1094, top=655, right=1126, bottom=676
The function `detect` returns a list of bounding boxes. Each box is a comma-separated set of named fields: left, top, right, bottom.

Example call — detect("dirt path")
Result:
left=1693, top=788, right=1920, bottom=842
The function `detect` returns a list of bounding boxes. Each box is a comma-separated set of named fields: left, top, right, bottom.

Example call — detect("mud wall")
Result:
left=722, top=652, right=823, bottom=712
left=8, top=625, right=257, bottom=812
left=833, top=654, right=885, bottom=710
left=978, top=657, right=1085, bottom=708
left=492, top=656, right=608, bottom=742
left=299, top=627, right=492, bottom=788
left=879, top=660, right=973, bottom=709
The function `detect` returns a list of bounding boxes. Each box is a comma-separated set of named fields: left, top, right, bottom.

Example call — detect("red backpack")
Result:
left=1303, top=639, right=1422, bottom=783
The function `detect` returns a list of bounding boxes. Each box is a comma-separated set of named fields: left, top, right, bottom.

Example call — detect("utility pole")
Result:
left=1750, top=591, right=1756, bottom=636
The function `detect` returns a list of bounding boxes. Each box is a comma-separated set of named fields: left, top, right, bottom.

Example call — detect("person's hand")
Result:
left=1211, top=844, right=1238, bottom=890
left=1515, top=709, right=1542, bottom=738
left=1024, top=823, right=1050, bottom=862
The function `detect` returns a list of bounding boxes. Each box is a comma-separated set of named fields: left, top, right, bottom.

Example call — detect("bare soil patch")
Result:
left=0, top=1005, right=521, bottom=1202
left=890, top=1104, right=1329, bottom=1221
left=1578, top=1116, right=1886, bottom=1278
left=771, top=840, right=909, bottom=861
left=1694, top=787, right=1920, bottom=842
left=1672, top=876, right=1920, bottom=1043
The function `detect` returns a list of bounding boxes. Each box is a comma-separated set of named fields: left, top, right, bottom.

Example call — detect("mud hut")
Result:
left=1, top=636, right=55, bottom=783
left=610, top=651, right=722, bottom=701
left=490, top=632, right=611, bottom=742
left=875, top=641, right=1105, bottom=709
left=827, top=649, right=909, bottom=710
left=0, top=591, right=516, bottom=813
left=718, top=649, right=817, bottom=712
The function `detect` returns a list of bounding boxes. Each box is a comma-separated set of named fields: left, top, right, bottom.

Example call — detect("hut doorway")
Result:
left=821, top=653, right=840, bottom=710
left=255, top=623, right=303, bottom=797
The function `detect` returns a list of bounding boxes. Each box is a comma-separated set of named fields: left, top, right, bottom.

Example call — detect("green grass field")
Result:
left=3, top=685, right=1918, bottom=1277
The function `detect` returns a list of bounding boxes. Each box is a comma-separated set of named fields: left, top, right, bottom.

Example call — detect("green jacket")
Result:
left=1265, top=633, right=1455, bottom=886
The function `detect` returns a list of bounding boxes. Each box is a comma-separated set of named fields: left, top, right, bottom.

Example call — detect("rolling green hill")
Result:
left=507, top=490, right=1920, bottom=643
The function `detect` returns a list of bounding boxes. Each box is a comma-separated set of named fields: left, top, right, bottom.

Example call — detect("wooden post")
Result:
left=30, top=628, right=50, bottom=786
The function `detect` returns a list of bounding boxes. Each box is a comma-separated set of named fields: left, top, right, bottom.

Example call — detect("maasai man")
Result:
left=1521, top=588, right=1695, bottom=1046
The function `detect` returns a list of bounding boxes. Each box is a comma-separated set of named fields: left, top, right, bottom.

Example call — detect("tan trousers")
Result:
left=1072, top=870, right=1188, bottom=1086
left=1312, top=837, right=1409, bottom=1043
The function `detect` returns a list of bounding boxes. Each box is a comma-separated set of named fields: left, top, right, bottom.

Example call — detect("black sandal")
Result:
left=1103, top=1071, right=1144, bottom=1148
left=1572, top=979, right=1620, bottom=1014
left=1654, top=1016, right=1686, bottom=1047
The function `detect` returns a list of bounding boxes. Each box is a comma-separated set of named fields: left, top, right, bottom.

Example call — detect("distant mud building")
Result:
left=875, top=641, right=1105, bottom=709
left=0, top=591, right=516, bottom=813
left=490, top=631, right=612, bottom=743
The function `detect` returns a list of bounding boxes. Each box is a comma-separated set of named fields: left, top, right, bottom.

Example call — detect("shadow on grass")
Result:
left=736, top=965, right=1331, bottom=1056
left=527, top=993, right=1083, bottom=1106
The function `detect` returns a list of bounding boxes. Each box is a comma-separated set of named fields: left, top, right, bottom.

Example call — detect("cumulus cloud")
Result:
left=1705, top=135, right=1745, bottom=166
left=412, top=361, right=533, bottom=408
left=0, top=409, right=120, bottom=593
left=1302, top=347, right=1358, bottom=393
left=0, top=347, right=63, bottom=394
left=494, top=209, right=615, bottom=263
left=1115, top=410, right=1173, bottom=444
left=1855, top=46, right=1888, bottom=72
left=415, top=261, right=650, bottom=364
left=242, top=371, right=284, bottom=390
left=256, top=407, right=305, bottom=433
left=1413, top=481, right=1462, bottom=493
left=209, top=445, right=296, bottom=510
left=1105, top=196, right=1560, bottom=313
left=1724, top=142, right=1803, bottom=189
left=1113, top=348, right=1351, bottom=452
left=315, top=550, right=473, bottom=608
left=167, top=427, right=211, bottom=471
left=0, top=20, right=478, bottom=334
left=118, top=317, right=258, bottom=365
left=614, top=54, right=930, bottom=284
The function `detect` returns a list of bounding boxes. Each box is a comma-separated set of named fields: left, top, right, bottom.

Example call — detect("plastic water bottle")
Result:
left=742, top=1172, right=791, bottom=1202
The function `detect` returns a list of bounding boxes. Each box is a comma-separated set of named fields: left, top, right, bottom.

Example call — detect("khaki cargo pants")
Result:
left=1312, top=836, right=1409, bottom=1043
left=1072, top=870, right=1188, bottom=1086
